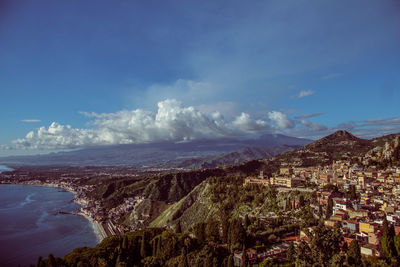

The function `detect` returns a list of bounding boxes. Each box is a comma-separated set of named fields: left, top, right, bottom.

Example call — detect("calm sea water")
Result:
left=0, top=185, right=98, bottom=266
left=0, top=165, right=13, bottom=172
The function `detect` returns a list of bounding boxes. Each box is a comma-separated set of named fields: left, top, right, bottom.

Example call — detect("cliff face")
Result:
left=119, top=168, right=226, bottom=227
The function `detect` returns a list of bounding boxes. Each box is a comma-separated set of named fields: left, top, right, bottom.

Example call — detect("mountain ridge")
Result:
left=0, top=134, right=311, bottom=167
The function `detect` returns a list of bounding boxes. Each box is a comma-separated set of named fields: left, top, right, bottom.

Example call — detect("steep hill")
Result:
left=305, top=130, right=371, bottom=154
left=269, top=130, right=374, bottom=167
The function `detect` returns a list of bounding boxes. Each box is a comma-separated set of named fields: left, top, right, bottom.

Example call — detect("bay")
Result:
left=0, top=185, right=98, bottom=266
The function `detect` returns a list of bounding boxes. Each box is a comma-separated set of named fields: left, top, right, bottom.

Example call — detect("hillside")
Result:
left=172, top=145, right=300, bottom=169
left=268, top=130, right=374, bottom=167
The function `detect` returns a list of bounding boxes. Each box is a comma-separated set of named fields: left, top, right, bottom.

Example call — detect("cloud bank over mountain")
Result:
left=10, top=99, right=277, bottom=150
left=5, top=99, right=400, bottom=151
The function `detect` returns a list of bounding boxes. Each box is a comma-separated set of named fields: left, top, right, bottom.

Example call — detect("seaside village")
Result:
left=238, top=161, right=400, bottom=265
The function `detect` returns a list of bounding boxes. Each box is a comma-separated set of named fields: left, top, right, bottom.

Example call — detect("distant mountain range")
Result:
left=0, top=134, right=311, bottom=167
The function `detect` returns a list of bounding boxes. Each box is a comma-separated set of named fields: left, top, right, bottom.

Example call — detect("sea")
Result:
left=0, top=165, right=13, bottom=172
left=0, top=184, right=98, bottom=266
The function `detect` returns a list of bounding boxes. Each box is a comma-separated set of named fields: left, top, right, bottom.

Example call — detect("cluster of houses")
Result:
left=108, top=196, right=144, bottom=220
left=233, top=243, right=290, bottom=266
left=239, top=163, right=400, bottom=264
left=76, top=189, right=146, bottom=235
left=244, top=162, right=400, bottom=189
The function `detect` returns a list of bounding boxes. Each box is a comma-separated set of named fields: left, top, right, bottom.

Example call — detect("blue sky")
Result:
left=0, top=0, right=399, bottom=155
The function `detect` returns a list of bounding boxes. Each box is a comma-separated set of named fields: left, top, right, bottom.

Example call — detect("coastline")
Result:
left=78, top=211, right=107, bottom=243
left=0, top=183, right=107, bottom=244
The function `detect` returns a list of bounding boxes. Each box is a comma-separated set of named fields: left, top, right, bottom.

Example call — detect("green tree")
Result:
left=122, top=235, right=128, bottom=250
left=176, top=222, right=182, bottom=234
left=326, top=198, right=333, bottom=219
left=299, top=195, right=305, bottom=207
left=194, top=222, right=206, bottom=245
left=244, top=214, right=250, bottom=230
left=36, top=256, right=44, bottom=267
left=330, top=253, right=345, bottom=267
left=299, top=206, right=316, bottom=228
left=347, top=240, right=361, bottom=266
left=295, top=221, right=343, bottom=266
left=286, top=242, right=295, bottom=263
left=294, top=240, right=312, bottom=266
left=178, top=247, right=189, bottom=267
left=48, top=254, right=56, bottom=267
left=227, top=255, right=234, bottom=267
left=260, top=258, right=275, bottom=266
left=228, top=219, right=245, bottom=246
left=394, top=234, right=400, bottom=256
left=380, top=218, right=397, bottom=260
left=350, top=185, right=357, bottom=200
left=318, top=204, right=323, bottom=218
left=342, top=240, right=348, bottom=253
left=140, top=233, right=147, bottom=258
left=221, top=217, right=229, bottom=243
left=206, top=220, right=220, bottom=243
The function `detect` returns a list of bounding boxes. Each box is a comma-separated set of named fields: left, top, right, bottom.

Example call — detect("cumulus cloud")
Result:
left=196, top=101, right=239, bottom=119
left=268, top=111, right=295, bottom=129
left=10, top=99, right=275, bottom=150
left=232, top=113, right=271, bottom=131
left=8, top=99, right=400, bottom=151
left=12, top=123, right=97, bottom=150
left=21, top=119, right=41, bottom=123
left=0, top=144, right=10, bottom=150
left=295, top=90, right=315, bottom=98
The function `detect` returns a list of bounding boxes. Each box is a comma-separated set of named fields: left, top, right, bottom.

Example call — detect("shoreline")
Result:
left=0, top=183, right=107, bottom=244
left=78, top=211, right=107, bottom=243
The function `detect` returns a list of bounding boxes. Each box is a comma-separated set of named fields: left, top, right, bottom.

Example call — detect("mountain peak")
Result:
left=325, top=130, right=358, bottom=141
left=303, top=129, right=371, bottom=156
left=311, top=130, right=365, bottom=146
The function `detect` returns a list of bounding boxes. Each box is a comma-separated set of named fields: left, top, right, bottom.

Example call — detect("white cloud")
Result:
left=0, top=144, right=10, bottom=150
left=10, top=99, right=274, bottom=150
left=232, top=112, right=270, bottom=131
left=268, top=111, right=295, bottom=129
left=196, top=101, right=239, bottom=119
left=8, top=99, right=400, bottom=151
left=296, top=90, right=315, bottom=98
left=21, top=119, right=41, bottom=123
